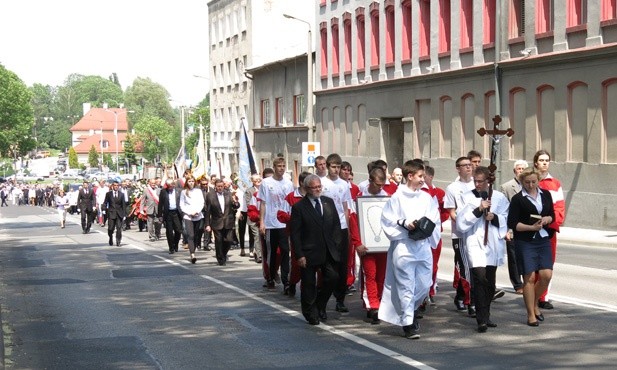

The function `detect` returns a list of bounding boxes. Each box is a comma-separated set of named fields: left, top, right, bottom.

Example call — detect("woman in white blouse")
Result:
left=179, top=176, right=204, bottom=264
left=55, top=189, right=70, bottom=228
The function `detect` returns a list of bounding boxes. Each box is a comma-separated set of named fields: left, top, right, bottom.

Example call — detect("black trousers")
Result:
left=107, top=216, right=123, bottom=242
left=472, top=266, right=497, bottom=325
left=266, top=228, right=290, bottom=285
left=238, top=211, right=249, bottom=249
left=332, top=229, right=349, bottom=303
left=506, top=239, right=523, bottom=290
left=164, top=210, right=183, bottom=252
left=80, top=208, right=95, bottom=231
left=213, top=228, right=233, bottom=265
left=300, top=253, right=339, bottom=321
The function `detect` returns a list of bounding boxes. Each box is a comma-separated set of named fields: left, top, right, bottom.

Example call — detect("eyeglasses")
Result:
left=457, top=163, right=472, bottom=168
left=308, top=185, right=322, bottom=190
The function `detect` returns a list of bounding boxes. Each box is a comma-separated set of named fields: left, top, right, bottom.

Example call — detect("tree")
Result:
left=124, top=77, right=175, bottom=126
left=133, top=114, right=174, bottom=162
left=122, top=133, right=138, bottom=166
left=103, top=153, right=113, bottom=168
left=88, top=145, right=99, bottom=168
left=68, top=147, right=78, bottom=169
left=0, top=64, right=35, bottom=157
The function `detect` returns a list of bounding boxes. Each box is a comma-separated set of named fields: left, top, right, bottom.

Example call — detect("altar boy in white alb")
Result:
left=379, top=160, right=441, bottom=339
left=456, top=166, right=509, bottom=333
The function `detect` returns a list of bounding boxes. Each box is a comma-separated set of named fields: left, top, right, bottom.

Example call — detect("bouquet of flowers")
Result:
left=129, top=179, right=148, bottom=221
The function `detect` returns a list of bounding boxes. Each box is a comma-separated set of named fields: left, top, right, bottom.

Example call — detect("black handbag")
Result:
left=408, top=216, right=436, bottom=241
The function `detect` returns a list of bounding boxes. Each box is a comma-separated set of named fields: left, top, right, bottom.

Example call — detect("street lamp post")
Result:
left=283, top=13, right=313, bottom=142
left=105, top=109, right=133, bottom=173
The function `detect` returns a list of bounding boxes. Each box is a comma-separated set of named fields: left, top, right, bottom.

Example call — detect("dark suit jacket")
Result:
left=77, top=187, right=96, bottom=211
left=205, top=191, right=239, bottom=230
left=158, top=187, right=182, bottom=219
left=290, top=195, right=342, bottom=267
left=103, top=190, right=127, bottom=220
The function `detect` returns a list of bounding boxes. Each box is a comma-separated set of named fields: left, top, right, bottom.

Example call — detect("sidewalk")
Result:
left=442, top=220, right=617, bottom=248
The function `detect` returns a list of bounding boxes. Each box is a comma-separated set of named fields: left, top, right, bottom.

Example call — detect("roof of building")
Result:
left=70, top=108, right=129, bottom=132
left=73, top=132, right=128, bottom=154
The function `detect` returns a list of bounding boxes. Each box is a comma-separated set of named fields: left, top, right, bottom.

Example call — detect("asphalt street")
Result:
left=1, top=205, right=616, bottom=369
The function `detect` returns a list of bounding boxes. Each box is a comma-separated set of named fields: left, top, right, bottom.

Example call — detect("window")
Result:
left=275, top=98, right=283, bottom=126
left=536, top=0, right=553, bottom=34
left=261, top=100, right=270, bottom=127
left=602, top=0, right=617, bottom=21
left=294, top=95, right=306, bottom=125
left=332, top=18, right=340, bottom=75
left=402, top=0, right=412, bottom=60
left=320, top=23, right=328, bottom=76
left=344, top=16, right=352, bottom=72
left=483, top=0, right=496, bottom=44
left=370, top=4, right=380, bottom=67
left=100, top=140, right=109, bottom=149
left=509, top=0, right=525, bottom=38
left=385, top=3, right=395, bottom=63
left=567, top=0, right=587, bottom=27
left=420, top=0, right=431, bottom=57
left=356, top=9, right=366, bottom=69
left=460, top=0, right=473, bottom=49
left=439, top=0, right=451, bottom=53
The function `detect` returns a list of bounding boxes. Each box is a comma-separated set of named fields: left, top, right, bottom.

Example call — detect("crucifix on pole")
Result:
left=477, top=115, right=514, bottom=245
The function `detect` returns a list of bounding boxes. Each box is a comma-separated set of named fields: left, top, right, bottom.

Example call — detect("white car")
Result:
left=58, top=172, right=84, bottom=181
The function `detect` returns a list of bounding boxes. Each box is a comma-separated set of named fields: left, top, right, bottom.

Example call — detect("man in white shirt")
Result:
left=259, top=157, right=295, bottom=291
left=444, top=156, right=476, bottom=317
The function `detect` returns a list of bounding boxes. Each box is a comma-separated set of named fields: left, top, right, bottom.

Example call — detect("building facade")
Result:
left=207, top=0, right=315, bottom=178
left=314, top=0, right=617, bottom=230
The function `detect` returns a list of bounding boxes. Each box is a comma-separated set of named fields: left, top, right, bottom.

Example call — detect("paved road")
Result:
left=1, top=205, right=616, bottom=369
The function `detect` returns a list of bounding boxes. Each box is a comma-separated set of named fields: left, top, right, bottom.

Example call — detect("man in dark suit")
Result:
left=103, top=180, right=127, bottom=246
left=290, top=174, right=342, bottom=326
left=77, top=180, right=96, bottom=233
left=205, top=179, right=240, bottom=266
left=159, top=179, right=183, bottom=254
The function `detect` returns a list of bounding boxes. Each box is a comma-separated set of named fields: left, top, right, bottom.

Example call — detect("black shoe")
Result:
left=318, top=309, right=327, bottom=321
left=266, top=280, right=275, bottom=289
left=493, top=289, right=506, bottom=301
left=283, top=284, right=290, bottom=296
left=454, top=298, right=466, bottom=311
left=191, top=256, right=197, bottom=264
left=538, top=301, right=554, bottom=309
left=335, top=302, right=349, bottom=313
left=255, top=258, right=262, bottom=264
left=477, top=324, right=488, bottom=333
left=307, top=317, right=320, bottom=325
left=486, top=320, right=497, bottom=328
left=240, top=250, right=246, bottom=257
left=428, top=296, right=436, bottom=306
left=287, top=284, right=296, bottom=297
left=527, top=321, right=539, bottom=327
left=169, top=250, right=174, bottom=254
left=174, top=247, right=179, bottom=252
left=535, top=313, right=545, bottom=322
left=369, top=309, right=380, bottom=325
left=108, top=237, right=113, bottom=246
left=204, top=246, right=212, bottom=251
left=82, top=230, right=87, bottom=234
left=403, top=320, right=420, bottom=339
left=116, top=239, right=121, bottom=247
left=346, top=285, right=357, bottom=295
left=468, top=305, right=476, bottom=318
left=414, top=309, right=424, bottom=319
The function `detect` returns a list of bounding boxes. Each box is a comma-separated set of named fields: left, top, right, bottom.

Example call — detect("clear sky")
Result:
left=0, top=0, right=210, bottom=107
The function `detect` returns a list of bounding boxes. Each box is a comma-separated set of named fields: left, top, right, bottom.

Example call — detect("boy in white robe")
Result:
left=456, top=166, right=509, bottom=333
left=379, top=160, right=441, bottom=339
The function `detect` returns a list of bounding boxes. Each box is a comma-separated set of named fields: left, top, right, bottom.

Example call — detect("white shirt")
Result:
left=444, top=179, right=475, bottom=238
left=258, top=176, right=294, bottom=229
left=321, top=176, right=351, bottom=229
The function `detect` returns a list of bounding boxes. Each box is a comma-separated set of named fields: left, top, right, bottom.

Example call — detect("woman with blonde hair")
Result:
left=507, top=167, right=556, bottom=327
left=179, top=175, right=204, bottom=264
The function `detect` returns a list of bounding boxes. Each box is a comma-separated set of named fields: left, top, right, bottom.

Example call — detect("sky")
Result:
left=0, top=0, right=210, bottom=107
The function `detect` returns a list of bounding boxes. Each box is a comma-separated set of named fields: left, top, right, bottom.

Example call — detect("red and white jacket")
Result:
left=539, top=174, right=565, bottom=232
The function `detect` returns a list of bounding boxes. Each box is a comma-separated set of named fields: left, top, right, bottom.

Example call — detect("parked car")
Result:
left=57, top=171, right=84, bottom=181
left=87, top=171, right=107, bottom=182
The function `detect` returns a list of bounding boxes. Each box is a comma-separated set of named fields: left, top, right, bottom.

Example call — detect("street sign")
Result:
left=301, top=142, right=320, bottom=166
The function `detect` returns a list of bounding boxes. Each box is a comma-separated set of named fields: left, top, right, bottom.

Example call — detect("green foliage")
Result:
left=123, top=134, right=138, bottom=166
left=68, top=147, right=79, bottom=168
left=103, top=153, right=113, bottom=167
left=133, top=114, right=174, bottom=162
left=124, top=77, right=175, bottom=126
left=0, top=64, right=35, bottom=157
left=88, top=145, right=99, bottom=168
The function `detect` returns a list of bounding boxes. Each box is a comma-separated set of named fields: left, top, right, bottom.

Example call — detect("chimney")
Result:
left=103, top=102, right=108, bottom=109
left=83, top=102, right=91, bottom=116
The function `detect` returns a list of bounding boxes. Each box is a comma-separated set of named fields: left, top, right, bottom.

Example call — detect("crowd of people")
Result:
left=0, top=148, right=565, bottom=339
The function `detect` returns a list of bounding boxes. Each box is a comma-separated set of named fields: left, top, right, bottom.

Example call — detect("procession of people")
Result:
left=3, top=147, right=563, bottom=339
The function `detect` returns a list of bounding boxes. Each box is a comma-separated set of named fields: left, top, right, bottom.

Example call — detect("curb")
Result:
left=1, top=303, right=4, bottom=369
